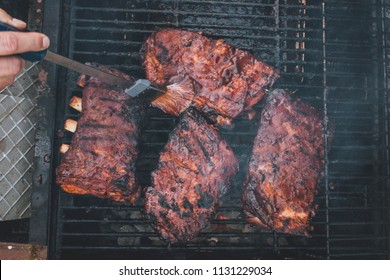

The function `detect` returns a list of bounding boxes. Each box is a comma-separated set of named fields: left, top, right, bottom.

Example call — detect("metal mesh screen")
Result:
left=0, top=64, right=39, bottom=221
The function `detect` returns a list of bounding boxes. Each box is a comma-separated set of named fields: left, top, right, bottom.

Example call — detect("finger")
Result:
left=0, top=76, right=15, bottom=91
left=0, top=8, right=27, bottom=30
left=0, top=31, right=50, bottom=56
left=0, top=56, right=26, bottom=77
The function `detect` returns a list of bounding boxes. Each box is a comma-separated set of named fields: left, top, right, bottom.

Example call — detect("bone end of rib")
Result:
left=60, top=144, right=70, bottom=154
left=69, top=96, right=82, bottom=112
left=64, top=119, right=77, bottom=133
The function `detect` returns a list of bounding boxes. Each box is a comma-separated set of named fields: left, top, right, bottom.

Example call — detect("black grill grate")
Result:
left=45, top=0, right=390, bottom=259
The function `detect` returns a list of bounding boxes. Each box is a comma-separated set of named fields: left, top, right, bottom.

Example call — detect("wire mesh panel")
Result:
left=47, top=0, right=390, bottom=259
left=0, top=64, right=39, bottom=221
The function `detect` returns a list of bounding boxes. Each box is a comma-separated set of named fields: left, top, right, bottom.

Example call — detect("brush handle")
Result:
left=0, top=22, right=47, bottom=62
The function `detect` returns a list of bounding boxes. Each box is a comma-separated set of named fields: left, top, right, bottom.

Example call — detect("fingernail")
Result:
left=42, top=36, right=50, bottom=48
left=12, top=18, right=26, bottom=27
left=21, top=59, right=26, bottom=70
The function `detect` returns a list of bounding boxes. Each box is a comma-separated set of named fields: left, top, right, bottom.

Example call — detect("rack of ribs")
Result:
left=242, top=89, right=330, bottom=236
left=144, top=107, right=239, bottom=243
left=143, top=28, right=280, bottom=127
left=56, top=67, right=145, bottom=203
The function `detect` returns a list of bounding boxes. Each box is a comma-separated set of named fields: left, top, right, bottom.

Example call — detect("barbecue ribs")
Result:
left=56, top=67, right=145, bottom=203
left=144, top=108, right=239, bottom=243
left=143, top=29, right=279, bottom=127
left=242, top=89, right=329, bottom=236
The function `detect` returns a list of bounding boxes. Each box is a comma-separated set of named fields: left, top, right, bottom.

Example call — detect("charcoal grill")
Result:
left=28, top=0, right=390, bottom=259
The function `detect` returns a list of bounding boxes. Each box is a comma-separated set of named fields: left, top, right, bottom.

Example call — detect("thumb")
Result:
left=0, top=8, right=27, bottom=30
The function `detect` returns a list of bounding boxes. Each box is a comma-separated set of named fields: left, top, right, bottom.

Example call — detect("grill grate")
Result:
left=44, top=0, right=390, bottom=259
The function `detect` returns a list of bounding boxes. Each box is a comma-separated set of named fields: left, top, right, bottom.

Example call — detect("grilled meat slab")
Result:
left=144, top=108, right=239, bottom=243
left=56, top=68, right=144, bottom=203
left=143, top=29, right=279, bottom=127
left=242, top=89, right=328, bottom=236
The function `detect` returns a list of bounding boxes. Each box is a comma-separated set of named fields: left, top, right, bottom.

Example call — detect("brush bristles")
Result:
left=151, top=79, right=195, bottom=116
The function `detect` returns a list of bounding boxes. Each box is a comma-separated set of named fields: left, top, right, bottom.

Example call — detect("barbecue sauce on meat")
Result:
left=143, top=29, right=279, bottom=127
left=56, top=67, right=145, bottom=203
left=242, top=89, right=330, bottom=236
left=144, top=108, right=239, bottom=243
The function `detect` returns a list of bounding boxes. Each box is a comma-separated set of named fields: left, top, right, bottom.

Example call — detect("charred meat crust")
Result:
left=144, top=107, right=239, bottom=243
left=242, top=89, right=331, bottom=236
left=56, top=68, right=145, bottom=203
left=143, top=28, right=280, bottom=127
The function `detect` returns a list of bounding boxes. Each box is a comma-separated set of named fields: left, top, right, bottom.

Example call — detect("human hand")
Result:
left=0, top=8, right=50, bottom=90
